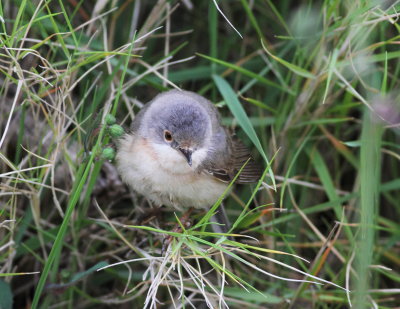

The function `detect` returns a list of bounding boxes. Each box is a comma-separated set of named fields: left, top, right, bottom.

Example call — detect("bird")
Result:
left=115, top=90, right=262, bottom=230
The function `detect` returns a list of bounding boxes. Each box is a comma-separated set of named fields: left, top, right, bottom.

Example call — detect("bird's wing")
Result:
left=230, top=138, right=263, bottom=184
left=205, top=138, right=263, bottom=184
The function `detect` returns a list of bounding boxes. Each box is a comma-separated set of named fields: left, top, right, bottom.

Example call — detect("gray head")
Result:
left=139, top=90, right=213, bottom=166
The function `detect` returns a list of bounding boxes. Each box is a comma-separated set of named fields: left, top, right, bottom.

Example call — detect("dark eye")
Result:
left=164, top=130, right=173, bottom=142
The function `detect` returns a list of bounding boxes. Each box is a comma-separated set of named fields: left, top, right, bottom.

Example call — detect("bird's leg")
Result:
left=162, top=207, right=194, bottom=253
left=135, top=206, right=162, bottom=226
left=175, top=207, right=194, bottom=229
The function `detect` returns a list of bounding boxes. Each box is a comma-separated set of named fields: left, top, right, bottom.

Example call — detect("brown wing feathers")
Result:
left=209, top=169, right=232, bottom=182
left=207, top=138, right=263, bottom=184
left=231, top=139, right=263, bottom=184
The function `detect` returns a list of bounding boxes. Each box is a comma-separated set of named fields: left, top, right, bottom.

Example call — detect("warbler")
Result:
left=116, top=90, right=261, bottom=229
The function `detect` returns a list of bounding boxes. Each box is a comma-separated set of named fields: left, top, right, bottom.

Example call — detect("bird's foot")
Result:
left=162, top=207, right=194, bottom=254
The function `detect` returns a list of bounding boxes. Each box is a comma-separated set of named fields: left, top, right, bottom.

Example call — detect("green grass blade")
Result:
left=31, top=131, right=107, bottom=308
left=213, top=74, right=276, bottom=189
left=308, top=148, right=354, bottom=242
left=381, top=51, right=388, bottom=95
left=261, top=39, right=315, bottom=79
left=0, top=280, right=13, bottom=309
left=322, top=49, right=339, bottom=104
left=199, top=53, right=293, bottom=94
left=354, top=111, right=382, bottom=307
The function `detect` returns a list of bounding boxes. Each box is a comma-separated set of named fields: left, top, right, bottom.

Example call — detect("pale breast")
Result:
left=116, top=134, right=228, bottom=210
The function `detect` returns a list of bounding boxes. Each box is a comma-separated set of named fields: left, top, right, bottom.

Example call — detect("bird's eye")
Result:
left=164, top=130, right=173, bottom=142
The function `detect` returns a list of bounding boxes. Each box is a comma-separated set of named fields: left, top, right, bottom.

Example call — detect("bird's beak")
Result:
left=178, top=147, right=193, bottom=166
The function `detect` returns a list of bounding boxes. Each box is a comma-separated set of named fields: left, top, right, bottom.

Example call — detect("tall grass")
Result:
left=1, top=0, right=399, bottom=308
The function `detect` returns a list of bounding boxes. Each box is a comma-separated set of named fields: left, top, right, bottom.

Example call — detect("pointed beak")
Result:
left=178, top=147, right=193, bottom=166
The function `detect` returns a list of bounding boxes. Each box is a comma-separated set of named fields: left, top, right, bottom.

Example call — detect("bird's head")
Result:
left=142, top=92, right=213, bottom=167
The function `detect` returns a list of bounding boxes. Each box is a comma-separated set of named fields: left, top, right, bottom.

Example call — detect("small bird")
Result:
left=116, top=90, right=261, bottom=228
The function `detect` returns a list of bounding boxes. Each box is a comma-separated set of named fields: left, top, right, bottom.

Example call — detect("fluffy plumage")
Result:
left=116, top=90, right=262, bottom=210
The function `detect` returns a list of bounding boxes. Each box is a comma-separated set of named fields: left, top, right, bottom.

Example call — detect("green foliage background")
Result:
left=0, top=0, right=399, bottom=308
